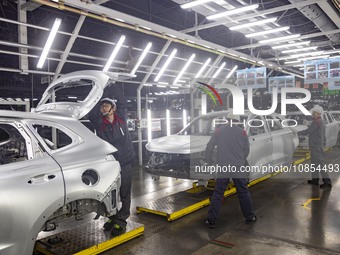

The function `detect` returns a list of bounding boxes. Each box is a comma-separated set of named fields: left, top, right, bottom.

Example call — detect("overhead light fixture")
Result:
left=259, top=34, right=300, bottom=44
left=284, top=60, right=301, bottom=64
left=245, top=26, right=290, bottom=38
left=158, top=82, right=169, bottom=85
left=229, top=17, right=277, bottom=30
left=226, top=65, right=238, bottom=79
left=166, top=109, right=171, bottom=136
left=181, top=0, right=214, bottom=9
left=272, top=41, right=310, bottom=49
left=103, top=35, right=126, bottom=72
left=173, top=54, right=195, bottom=84
left=281, top=46, right=318, bottom=54
left=291, top=50, right=325, bottom=58
left=195, top=58, right=211, bottom=79
left=183, top=109, right=187, bottom=128
left=147, top=109, right=152, bottom=142
left=292, top=64, right=304, bottom=67
left=37, top=18, right=62, bottom=69
left=130, top=42, right=152, bottom=75
left=207, top=4, right=259, bottom=20
left=157, top=85, right=167, bottom=88
left=212, top=62, right=226, bottom=78
left=154, top=49, right=177, bottom=82
left=298, top=55, right=330, bottom=61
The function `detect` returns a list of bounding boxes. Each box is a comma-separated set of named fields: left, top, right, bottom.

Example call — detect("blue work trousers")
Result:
left=208, top=174, right=255, bottom=221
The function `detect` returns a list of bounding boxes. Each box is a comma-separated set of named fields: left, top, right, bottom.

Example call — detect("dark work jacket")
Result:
left=89, top=85, right=135, bottom=166
left=306, top=116, right=325, bottom=150
left=205, top=124, right=250, bottom=167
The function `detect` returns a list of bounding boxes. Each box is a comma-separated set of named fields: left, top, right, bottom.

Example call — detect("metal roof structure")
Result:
left=0, top=0, right=340, bottom=99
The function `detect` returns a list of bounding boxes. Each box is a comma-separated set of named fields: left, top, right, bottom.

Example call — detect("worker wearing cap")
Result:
left=204, top=110, right=256, bottom=228
left=303, top=105, right=332, bottom=188
left=89, top=84, right=135, bottom=236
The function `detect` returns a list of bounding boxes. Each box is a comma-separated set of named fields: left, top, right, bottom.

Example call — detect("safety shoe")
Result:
left=320, top=183, right=332, bottom=189
left=204, top=218, right=216, bottom=229
left=111, top=224, right=126, bottom=236
left=307, top=180, right=319, bottom=185
left=103, top=219, right=115, bottom=231
left=245, top=216, right=257, bottom=224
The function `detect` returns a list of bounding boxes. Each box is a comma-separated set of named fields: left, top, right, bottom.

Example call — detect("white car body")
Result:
left=0, top=70, right=131, bottom=255
left=286, top=111, right=340, bottom=149
left=146, top=110, right=303, bottom=180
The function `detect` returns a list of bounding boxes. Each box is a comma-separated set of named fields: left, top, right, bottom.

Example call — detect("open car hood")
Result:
left=145, top=134, right=211, bottom=154
left=33, top=70, right=133, bottom=119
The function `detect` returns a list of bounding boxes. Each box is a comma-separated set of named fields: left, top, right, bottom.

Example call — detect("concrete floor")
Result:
left=38, top=148, right=340, bottom=254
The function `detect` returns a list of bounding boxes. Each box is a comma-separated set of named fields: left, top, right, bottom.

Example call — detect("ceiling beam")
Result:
left=179, top=0, right=324, bottom=33
left=232, top=29, right=340, bottom=50
left=31, top=0, right=303, bottom=77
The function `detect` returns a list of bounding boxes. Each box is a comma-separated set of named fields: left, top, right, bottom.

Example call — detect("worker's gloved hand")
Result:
left=303, top=119, right=309, bottom=126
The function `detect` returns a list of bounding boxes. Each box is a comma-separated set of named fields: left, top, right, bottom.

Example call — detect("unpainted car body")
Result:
left=0, top=70, right=130, bottom=255
left=146, top=110, right=303, bottom=180
left=286, top=111, right=340, bottom=149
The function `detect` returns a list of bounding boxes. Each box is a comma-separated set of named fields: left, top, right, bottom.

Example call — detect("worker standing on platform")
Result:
left=89, top=84, right=135, bottom=236
left=204, top=111, right=256, bottom=228
left=304, top=105, right=332, bottom=188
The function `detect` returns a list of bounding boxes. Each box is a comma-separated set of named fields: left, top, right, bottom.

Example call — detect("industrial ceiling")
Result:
left=0, top=0, right=340, bottom=100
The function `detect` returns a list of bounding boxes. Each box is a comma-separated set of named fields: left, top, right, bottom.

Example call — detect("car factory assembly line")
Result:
left=1, top=0, right=340, bottom=254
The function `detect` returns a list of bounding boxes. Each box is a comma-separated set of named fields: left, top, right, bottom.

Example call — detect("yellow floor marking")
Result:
left=302, top=198, right=320, bottom=209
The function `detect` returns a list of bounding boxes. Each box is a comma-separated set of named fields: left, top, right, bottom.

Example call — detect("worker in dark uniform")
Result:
left=304, top=105, right=332, bottom=188
left=204, top=112, right=256, bottom=228
left=89, top=84, right=135, bottom=236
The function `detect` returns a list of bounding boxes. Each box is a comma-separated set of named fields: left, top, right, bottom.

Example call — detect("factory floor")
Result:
left=38, top=148, right=340, bottom=255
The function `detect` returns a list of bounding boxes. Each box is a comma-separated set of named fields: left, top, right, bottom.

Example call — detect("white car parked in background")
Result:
left=0, top=71, right=131, bottom=255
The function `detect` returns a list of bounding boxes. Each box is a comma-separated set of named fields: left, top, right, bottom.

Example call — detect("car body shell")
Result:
left=0, top=71, right=129, bottom=255
left=286, top=111, right=340, bottom=149
left=146, top=110, right=303, bottom=180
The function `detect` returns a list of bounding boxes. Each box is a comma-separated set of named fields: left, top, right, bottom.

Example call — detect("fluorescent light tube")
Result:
left=226, top=65, right=238, bottom=79
left=298, top=55, right=330, bottom=61
left=173, top=54, right=195, bottom=84
left=130, top=42, right=152, bottom=75
left=245, top=26, right=289, bottom=38
left=183, top=109, right=187, bottom=128
left=207, top=4, right=258, bottom=20
left=229, top=17, right=277, bottom=30
left=37, top=18, right=61, bottom=69
left=154, top=49, right=177, bottom=82
left=181, top=0, right=214, bottom=9
left=103, top=35, right=126, bottom=72
left=212, top=62, right=226, bottom=78
left=291, top=50, right=325, bottom=58
left=259, top=34, right=300, bottom=44
left=166, top=109, right=171, bottom=136
left=195, top=58, right=211, bottom=78
left=272, top=41, right=310, bottom=49
left=284, top=60, right=301, bottom=64
left=281, top=46, right=318, bottom=54
left=147, top=109, right=152, bottom=142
